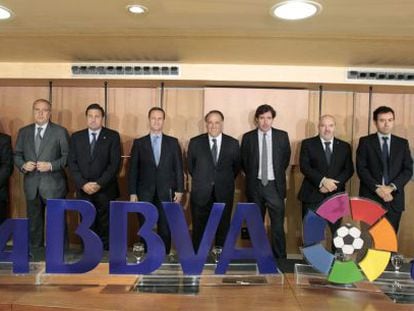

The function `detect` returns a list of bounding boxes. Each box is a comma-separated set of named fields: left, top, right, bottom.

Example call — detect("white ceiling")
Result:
left=1, top=0, right=414, bottom=66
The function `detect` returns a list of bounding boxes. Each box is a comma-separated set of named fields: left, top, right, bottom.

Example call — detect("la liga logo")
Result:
left=302, top=193, right=398, bottom=284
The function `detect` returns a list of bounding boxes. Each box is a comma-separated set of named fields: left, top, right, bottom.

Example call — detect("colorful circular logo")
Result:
left=302, top=193, right=398, bottom=284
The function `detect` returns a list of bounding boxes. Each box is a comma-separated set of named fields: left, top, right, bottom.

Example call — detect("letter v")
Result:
left=163, top=202, right=225, bottom=275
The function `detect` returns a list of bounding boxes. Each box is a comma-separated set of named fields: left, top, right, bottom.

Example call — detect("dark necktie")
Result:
left=211, top=138, right=218, bottom=165
left=382, top=137, right=390, bottom=184
left=324, top=141, right=332, bottom=166
left=90, top=132, right=97, bottom=156
left=35, top=127, right=43, bottom=156
left=261, top=133, right=268, bottom=186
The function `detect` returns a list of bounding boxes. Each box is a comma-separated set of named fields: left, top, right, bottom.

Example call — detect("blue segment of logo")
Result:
left=302, top=244, right=335, bottom=275
left=303, top=210, right=327, bottom=246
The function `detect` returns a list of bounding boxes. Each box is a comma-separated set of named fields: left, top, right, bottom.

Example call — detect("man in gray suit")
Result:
left=14, top=98, right=70, bottom=253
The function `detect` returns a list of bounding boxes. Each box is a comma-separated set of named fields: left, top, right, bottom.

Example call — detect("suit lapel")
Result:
left=371, top=134, right=383, bottom=162
left=91, top=128, right=106, bottom=159
left=389, top=135, right=398, bottom=174
left=271, top=128, right=278, bottom=167
left=216, top=135, right=225, bottom=166
left=314, top=136, right=330, bottom=169
left=329, top=138, right=340, bottom=170
left=159, top=134, right=167, bottom=166
left=252, top=130, right=260, bottom=171
left=80, top=130, right=91, bottom=158
left=29, top=124, right=36, bottom=158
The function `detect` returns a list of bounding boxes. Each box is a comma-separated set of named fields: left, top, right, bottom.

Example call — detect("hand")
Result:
left=36, top=161, right=52, bottom=172
left=23, top=161, right=37, bottom=172
left=322, top=178, right=339, bottom=192
left=82, top=182, right=99, bottom=195
left=319, top=186, right=329, bottom=193
left=375, top=185, right=394, bottom=202
left=90, top=182, right=101, bottom=193
left=173, top=192, right=183, bottom=203
left=383, top=193, right=394, bottom=202
left=130, top=194, right=138, bottom=202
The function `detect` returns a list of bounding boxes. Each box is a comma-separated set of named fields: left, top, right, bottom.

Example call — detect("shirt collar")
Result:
left=36, top=122, right=49, bottom=130
left=377, top=132, right=391, bottom=140
left=88, top=128, right=102, bottom=137
left=258, top=129, right=272, bottom=137
left=320, top=136, right=334, bottom=145
left=150, top=132, right=162, bottom=139
left=209, top=133, right=222, bottom=141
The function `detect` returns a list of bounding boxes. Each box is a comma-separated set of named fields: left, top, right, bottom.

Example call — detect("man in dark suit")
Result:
left=0, top=132, right=13, bottom=225
left=187, top=110, right=240, bottom=251
left=128, top=107, right=184, bottom=255
left=357, top=106, right=413, bottom=232
left=14, top=98, right=70, bottom=252
left=68, top=103, right=121, bottom=250
left=298, top=115, right=354, bottom=218
left=241, top=104, right=291, bottom=259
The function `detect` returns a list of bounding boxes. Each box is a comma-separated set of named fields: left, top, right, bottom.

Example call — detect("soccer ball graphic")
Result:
left=333, top=224, right=364, bottom=255
left=303, top=193, right=398, bottom=284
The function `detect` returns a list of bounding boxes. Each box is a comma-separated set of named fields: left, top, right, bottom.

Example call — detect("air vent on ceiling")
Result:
left=347, top=68, right=414, bottom=82
left=71, top=63, right=180, bottom=76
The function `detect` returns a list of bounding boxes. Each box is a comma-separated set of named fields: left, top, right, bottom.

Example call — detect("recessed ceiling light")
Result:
left=126, top=4, right=148, bottom=15
left=0, top=6, right=13, bottom=20
left=270, top=1, right=321, bottom=20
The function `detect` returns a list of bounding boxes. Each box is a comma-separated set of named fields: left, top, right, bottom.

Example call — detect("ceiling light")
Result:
left=271, top=1, right=321, bottom=20
left=126, top=4, right=148, bottom=15
left=0, top=6, right=13, bottom=20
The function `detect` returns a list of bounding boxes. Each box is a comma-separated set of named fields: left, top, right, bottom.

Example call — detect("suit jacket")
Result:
left=68, top=127, right=121, bottom=199
left=187, top=133, right=240, bottom=206
left=241, top=128, right=291, bottom=199
left=298, top=136, right=354, bottom=204
left=356, top=133, right=413, bottom=211
left=14, top=122, right=69, bottom=200
left=128, top=134, right=184, bottom=202
left=0, top=133, right=13, bottom=202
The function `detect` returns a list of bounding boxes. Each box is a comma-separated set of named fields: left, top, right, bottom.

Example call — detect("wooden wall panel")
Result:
left=307, top=91, right=320, bottom=137
left=321, top=91, right=355, bottom=143
left=163, top=88, right=205, bottom=226
left=52, top=86, right=105, bottom=135
left=107, top=87, right=159, bottom=157
left=350, top=93, right=370, bottom=197
left=162, top=88, right=204, bottom=148
left=0, top=86, right=49, bottom=217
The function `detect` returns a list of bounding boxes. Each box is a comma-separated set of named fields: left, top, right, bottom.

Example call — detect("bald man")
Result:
left=298, top=115, right=354, bottom=218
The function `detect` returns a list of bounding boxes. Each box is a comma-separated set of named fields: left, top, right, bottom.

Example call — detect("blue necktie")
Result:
left=152, top=135, right=161, bottom=166
left=382, top=137, right=390, bottom=184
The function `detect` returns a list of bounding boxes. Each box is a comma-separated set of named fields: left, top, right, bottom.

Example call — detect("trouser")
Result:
left=191, top=188, right=233, bottom=252
left=249, top=180, right=286, bottom=259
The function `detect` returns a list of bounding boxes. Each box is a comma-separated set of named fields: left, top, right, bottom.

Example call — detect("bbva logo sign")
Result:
left=0, top=200, right=277, bottom=275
